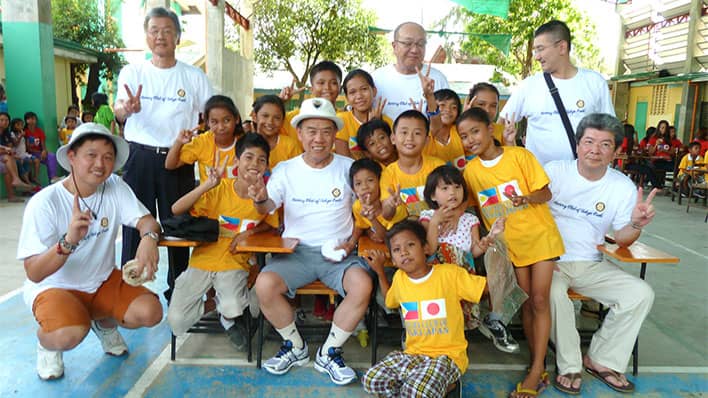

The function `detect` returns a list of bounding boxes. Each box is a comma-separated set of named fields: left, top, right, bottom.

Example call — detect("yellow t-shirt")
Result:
left=335, top=111, right=393, bottom=154
left=280, top=109, right=303, bottom=150
left=492, top=122, right=504, bottom=143
left=423, top=125, right=466, bottom=169
left=462, top=146, right=564, bottom=267
left=189, top=179, right=279, bottom=272
left=59, top=128, right=74, bottom=145
left=380, top=156, right=445, bottom=217
left=677, top=154, right=705, bottom=177
left=386, top=264, right=486, bottom=373
left=179, top=131, right=238, bottom=181
left=353, top=199, right=408, bottom=230
left=269, top=134, right=302, bottom=170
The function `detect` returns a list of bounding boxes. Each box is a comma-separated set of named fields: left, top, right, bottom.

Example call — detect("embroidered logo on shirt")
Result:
left=595, top=202, right=605, bottom=212
left=576, top=99, right=585, bottom=109
left=332, top=188, right=341, bottom=198
left=100, top=217, right=109, bottom=228
left=177, top=89, right=186, bottom=97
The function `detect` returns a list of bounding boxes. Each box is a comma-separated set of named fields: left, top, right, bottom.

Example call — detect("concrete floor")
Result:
left=0, top=192, right=706, bottom=396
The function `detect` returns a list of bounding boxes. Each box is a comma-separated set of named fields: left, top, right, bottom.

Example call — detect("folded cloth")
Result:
left=122, top=259, right=155, bottom=286
left=162, top=214, right=219, bottom=242
left=321, top=238, right=347, bottom=262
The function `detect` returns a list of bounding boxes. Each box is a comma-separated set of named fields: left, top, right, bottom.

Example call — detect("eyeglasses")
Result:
left=532, top=40, right=562, bottom=55
left=579, top=138, right=615, bottom=152
left=147, top=28, right=176, bottom=38
left=395, top=40, right=427, bottom=50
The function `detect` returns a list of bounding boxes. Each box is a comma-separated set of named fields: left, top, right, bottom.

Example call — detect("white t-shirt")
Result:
left=545, top=160, right=636, bottom=262
left=372, top=64, right=450, bottom=122
left=267, top=154, right=355, bottom=246
left=116, top=60, right=213, bottom=147
left=501, top=68, right=614, bottom=165
left=17, top=175, right=150, bottom=307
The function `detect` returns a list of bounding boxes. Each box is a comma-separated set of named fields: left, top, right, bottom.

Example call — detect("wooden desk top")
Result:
left=358, top=235, right=388, bottom=255
left=235, top=232, right=298, bottom=254
left=158, top=238, right=201, bottom=247
left=597, top=242, right=679, bottom=264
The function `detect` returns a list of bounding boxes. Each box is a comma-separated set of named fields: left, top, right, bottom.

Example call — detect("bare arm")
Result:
left=614, top=188, right=658, bottom=248
left=334, top=139, right=352, bottom=158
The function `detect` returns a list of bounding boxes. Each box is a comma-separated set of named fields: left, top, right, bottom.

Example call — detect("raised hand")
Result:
left=463, top=95, right=477, bottom=112
left=363, top=249, right=387, bottom=275
left=631, top=187, right=658, bottom=228
left=124, top=84, right=143, bottom=116
left=409, top=97, right=424, bottom=112
left=245, top=171, right=268, bottom=203
left=278, top=80, right=306, bottom=102
left=488, top=217, right=506, bottom=238
left=177, top=127, right=199, bottom=145
left=382, top=184, right=404, bottom=215
left=67, top=193, right=92, bottom=246
left=502, top=188, right=528, bottom=207
left=368, top=97, right=388, bottom=121
left=360, top=193, right=380, bottom=221
left=500, top=112, right=517, bottom=146
left=417, top=60, right=435, bottom=98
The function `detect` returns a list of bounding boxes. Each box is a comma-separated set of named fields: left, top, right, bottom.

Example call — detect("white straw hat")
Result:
left=290, top=98, right=343, bottom=130
left=56, top=122, right=129, bottom=172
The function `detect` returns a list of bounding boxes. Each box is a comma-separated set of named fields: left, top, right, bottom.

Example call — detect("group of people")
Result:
left=17, top=7, right=665, bottom=398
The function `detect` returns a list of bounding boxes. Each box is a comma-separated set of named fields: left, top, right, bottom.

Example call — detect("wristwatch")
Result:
left=58, top=233, right=78, bottom=255
left=141, top=231, right=160, bottom=241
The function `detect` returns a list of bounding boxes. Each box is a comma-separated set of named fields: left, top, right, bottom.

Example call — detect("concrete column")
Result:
left=676, top=0, right=701, bottom=141
left=1, top=0, right=58, bottom=151
left=206, top=0, right=226, bottom=95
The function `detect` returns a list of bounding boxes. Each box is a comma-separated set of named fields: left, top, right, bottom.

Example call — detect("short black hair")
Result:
left=91, top=92, right=108, bottom=107
left=236, top=132, right=270, bottom=161
left=469, top=82, right=499, bottom=99
left=357, top=119, right=392, bottom=152
left=688, top=141, right=701, bottom=150
left=252, top=95, right=285, bottom=118
left=394, top=109, right=429, bottom=134
left=534, top=20, right=572, bottom=52
left=349, top=158, right=382, bottom=187
left=67, top=104, right=80, bottom=113
left=64, top=116, right=77, bottom=123
left=456, top=107, right=491, bottom=128
left=10, top=118, right=23, bottom=130
left=309, top=60, right=342, bottom=85
left=69, top=133, right=116, bottom=155
left=24, top=111, right=38, bottom=122
left=434, top=89, right=461, bottom=118
left=386, top=219, right=427, bottom=253
left=423, top=165, right=469, bottom=209
left=144, top=7, right=181, bottom=40
left=342, top=69, right=375, bottom=95
left=204, top=95, right=245, bottom=138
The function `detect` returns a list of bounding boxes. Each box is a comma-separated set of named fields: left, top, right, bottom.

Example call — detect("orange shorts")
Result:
left=32, top=269, right=157, bottom=333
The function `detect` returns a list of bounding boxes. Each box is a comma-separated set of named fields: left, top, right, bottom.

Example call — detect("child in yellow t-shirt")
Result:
left=165, top=95, right=245, bottom=182
left=362, top=220, right=486, bottom=397
left=677, top=141, right=706, bottom=195
left=459, top=107, right=564, bottom=397
left=335, top=69, right=393, bottom=159
left=59, top=116, right=77, bottom=145
left=252, top=95, right=302, bottom=170
left=167, top=133, right=278, bottom=351
left=380, top=110, right=444, bottom=218
left=357, top=119, right=398, bottom=168
left=424, top=89, right=466, bottom=168
left=459, top=83, right=511, bottom=167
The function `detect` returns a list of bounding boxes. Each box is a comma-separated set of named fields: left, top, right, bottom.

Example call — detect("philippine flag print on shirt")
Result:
left=218, top=216, right=259, bottom=238
left=477, top=187, right=499, bottom=207
left=401, top=301, right=420, bottom=321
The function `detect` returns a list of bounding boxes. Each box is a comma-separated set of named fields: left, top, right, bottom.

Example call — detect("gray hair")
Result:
left=144, top=7, right=181, bottom=40
left=575, top=113, right=624, bottom=149
left=393, top=22, right=425, bottom=41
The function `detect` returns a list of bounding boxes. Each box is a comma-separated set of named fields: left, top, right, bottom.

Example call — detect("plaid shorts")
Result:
left=362, top=350, right=461, bottom=397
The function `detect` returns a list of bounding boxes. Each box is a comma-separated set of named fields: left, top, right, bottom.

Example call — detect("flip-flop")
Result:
left=509, top=382, right=541, bottom=398
left=553, top=372, right=582, bottom=395
left=585, top=366, right=635, bottom=393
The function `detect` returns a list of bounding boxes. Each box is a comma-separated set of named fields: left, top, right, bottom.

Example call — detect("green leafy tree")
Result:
left=440, top=0, right=603, bottom=81
left=252, top=0, right=387, bottom=90
left=51, top=0, right=125, bottom=108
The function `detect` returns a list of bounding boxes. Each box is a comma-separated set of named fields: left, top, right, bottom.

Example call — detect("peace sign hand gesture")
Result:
left=279, top=81, right=306, bottom=102
left=368, top=97, right=388, bottom=122
left=499, top=112, right=517, bottom=146
left=631, top=187, right=658, bottom=228
left=245, top=171, right=268, bottom=204
left=177, top=127, right=199, bottom=145
left=67, top=193, right=92, bottom=246
left=463, top=95, right=477, bottom=112
left=123, top=84, right=143, bottom=116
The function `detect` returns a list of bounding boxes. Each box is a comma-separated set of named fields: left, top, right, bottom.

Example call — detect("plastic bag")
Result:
left=484, top=237, right=528, bottom=325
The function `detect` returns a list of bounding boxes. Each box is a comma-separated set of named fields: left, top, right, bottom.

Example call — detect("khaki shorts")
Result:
left=32, top=269, right=157, bottom=333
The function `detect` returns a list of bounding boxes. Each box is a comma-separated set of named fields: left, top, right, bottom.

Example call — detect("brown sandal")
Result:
left=585, top=366, right=635, bottom=393
left=553, top=372, right=582, bottom=395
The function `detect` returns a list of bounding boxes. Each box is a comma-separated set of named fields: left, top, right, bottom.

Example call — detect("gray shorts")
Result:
left=261, top=244, right=369, bottom=298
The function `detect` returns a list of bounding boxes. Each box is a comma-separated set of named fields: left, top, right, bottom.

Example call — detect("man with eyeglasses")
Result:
left=500, top=20, right=614, bottom=166
left=372, top=22, right=450, bottom=121
left=544, top=113, right=656, bottom=395
left=114, top=7, right=213, bottom=301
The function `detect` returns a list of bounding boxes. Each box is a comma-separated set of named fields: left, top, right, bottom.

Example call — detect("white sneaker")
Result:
left=263, top=340, right=310, bottom=375
left=90, top=320, right=128, bottom=356
left=314, top=346, right=357, bottom=385
left=37, top=343, right=64, bottom=380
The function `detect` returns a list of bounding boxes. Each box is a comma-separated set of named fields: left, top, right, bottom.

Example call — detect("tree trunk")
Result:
left=83, top=62, right=102, bottom=110
left=69, top=63, right=81, bottom=107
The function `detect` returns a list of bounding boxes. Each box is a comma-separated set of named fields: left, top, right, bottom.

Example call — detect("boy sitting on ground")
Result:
left=168, top=133, right=278, bottom=350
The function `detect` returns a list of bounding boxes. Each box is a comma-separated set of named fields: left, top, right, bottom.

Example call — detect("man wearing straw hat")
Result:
left=17, top=123, right=162, bottom=381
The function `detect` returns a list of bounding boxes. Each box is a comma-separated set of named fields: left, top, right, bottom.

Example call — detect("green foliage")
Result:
left=440, top=0, right=602, bottom=81
left=252, top=0, right=387, bottom=87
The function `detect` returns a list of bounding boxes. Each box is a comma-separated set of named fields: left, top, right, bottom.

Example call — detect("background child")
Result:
left=335, top=69, right=392, bottom=158
left=168, top=133, right=278, bottom=351
left=363, top=220, right=487, bottom=398
left=59, top=116, right=77, bottom=145
left=424, top=89, right=465, bottom=168
left=166, top=95, right=245, bottom=182
left=81, top=111, right=94, bottom=124
left=357, top=119, right=397, bottom=167
left=58, top=105, right=82, bottom=129
left=92, top=92, right=115, bottom=132
left=24, top=111, right=57, bottom=184
left=459, top=107, right=564, bottom=397
left=9, top=118, right=35, bottom=184
left=252, top=95, right=301, bottom=170
left=677, top=141, right=706, bottom=197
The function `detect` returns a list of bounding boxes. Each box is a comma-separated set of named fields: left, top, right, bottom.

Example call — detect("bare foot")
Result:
left=12, top=179, right=32, bottom=189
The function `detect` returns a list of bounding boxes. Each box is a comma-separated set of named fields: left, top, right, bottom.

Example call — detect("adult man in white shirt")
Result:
left=501, top=20, right=615, bottom=165
left=373, top=22, right=449, bottom=121
left=247, top=98, right=373, bottom=386
left=114, top=7, right=213, bottom=300
left=544, top=113, right=657, bottom=395
left=17, top=123, right=162, bottom=380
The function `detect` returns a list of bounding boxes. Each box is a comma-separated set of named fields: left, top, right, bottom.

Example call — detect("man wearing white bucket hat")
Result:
left=17, top=123, right=163, bottom=381
left=248, top=98, right=373, bottom=385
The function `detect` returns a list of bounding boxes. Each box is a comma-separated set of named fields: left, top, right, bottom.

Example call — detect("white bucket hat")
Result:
left=290, top=98, right=343, bottom=130
left=56, top=122, right=129, bottom=172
